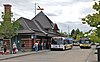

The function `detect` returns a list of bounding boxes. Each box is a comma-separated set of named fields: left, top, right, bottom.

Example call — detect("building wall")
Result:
left=3, top=39, right=10, bottom=49
left=21, top=38, right=32, bottom=51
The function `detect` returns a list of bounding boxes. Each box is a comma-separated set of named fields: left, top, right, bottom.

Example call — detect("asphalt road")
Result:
left=0, top=46, right=95, bottom=62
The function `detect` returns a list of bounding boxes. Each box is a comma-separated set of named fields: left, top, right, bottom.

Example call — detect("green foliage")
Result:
left=0, top=21, right=20, bottom=39
left=70, top=28, right=84, bottom=40
left=82, top=13, right=100, bottom=28
left=60, top=31, right=67, bottom=37
left=76, top=28, right=80, bottom=34
left=76, top=35, right=80, bottom=41
left=71, top=29, right=75, bottom=37
left=81, top=1, right=100, bottom=38
left=93, top=1, right=100, bottom=11
left=3, top=12, right=12, bottom=22
left=0, top=12, right=20, bottom=39
left=89, top=32, right=100, bottom=42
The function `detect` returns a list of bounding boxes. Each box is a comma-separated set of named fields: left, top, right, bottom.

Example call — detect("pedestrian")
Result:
left=34, top=41, right=38, bottom=52
left=48, top=41, right=51, bottom=49
left=43, top=42, right=46, bottom=49
left=3, top=42, right=7, bottom=55
left=32, top=44, right=35, bottom=51
left=38, top=41, right=40, bottom=51
left=41, top=42, right=44, bottom=50
left=13, top=42, right=18, bottom=54
left=21, top=42, right=25, bottom=52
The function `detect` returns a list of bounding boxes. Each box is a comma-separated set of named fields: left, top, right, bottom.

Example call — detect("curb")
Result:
left=0, top=50, right=50, bottom=61
left=86, top=48, right=97, bottom=62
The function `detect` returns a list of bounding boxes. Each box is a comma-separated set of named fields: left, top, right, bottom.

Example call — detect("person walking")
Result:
left=34, top=41, right=38, bottom=52
left=44, top=42, right=46, bottom=49
left=3, top=42, right=7, bottom=55
left=13, top=42, right=18, bottom=54
left=32, top=44, right=35, bottom=51
left=21, top=42, right=25, bottom=52
left=41, top=42, right=44, bottom=50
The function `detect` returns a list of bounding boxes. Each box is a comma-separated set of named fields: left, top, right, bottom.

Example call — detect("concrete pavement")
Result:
left=0, top=50, right=50, bottom=61
left=0, top=46, right=98, bottom=62
left=86, top=48, right=97, bottom=62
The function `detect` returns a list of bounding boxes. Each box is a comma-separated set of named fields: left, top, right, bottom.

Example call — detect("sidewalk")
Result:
left=0, top=48, right=98, bottom=62
left=0, top=50, right=49, bottom=61
left=87, top=47, right=98, bottom=62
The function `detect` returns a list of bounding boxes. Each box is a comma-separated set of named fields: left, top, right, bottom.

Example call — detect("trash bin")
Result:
left=96, top=46, right=100, bottom=62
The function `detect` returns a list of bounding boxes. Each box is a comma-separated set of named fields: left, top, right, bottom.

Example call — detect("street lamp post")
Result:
left=68, top=25, right=70, bottom=38
left=35, top=3, right=37, bottom=16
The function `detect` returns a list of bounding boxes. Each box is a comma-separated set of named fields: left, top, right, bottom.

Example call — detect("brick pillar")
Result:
left=4, top=4, right=11, bottom=15
left=3, top=4, right=12, bottom=22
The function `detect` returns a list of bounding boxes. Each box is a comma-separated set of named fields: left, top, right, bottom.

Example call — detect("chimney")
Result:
left=4, top=4, right=12, bottom=14
left=3, top=4, right=12, bottom=22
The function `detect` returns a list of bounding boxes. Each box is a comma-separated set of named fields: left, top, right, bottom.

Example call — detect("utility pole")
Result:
left=35, top=3, right=36, bottom=16
left=34, top=3, right=44, bottom=16
left=68, top=25, right=69, bottom=37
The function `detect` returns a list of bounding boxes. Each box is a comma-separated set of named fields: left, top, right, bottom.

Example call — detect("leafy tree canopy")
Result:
left=82, top=1, right=100, bottom=38
left=0, top=12, right=20, bottom=39
left=89, top=31, right=100, bottom=43
left=60, top=31, right=68, bottom=37
left=70, top=28, right=83, bottom=40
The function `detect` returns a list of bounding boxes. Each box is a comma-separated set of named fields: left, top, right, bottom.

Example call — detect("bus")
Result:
left=79, top=38, right=91, bottom=48
left=64, top=38, right=73, bottom=49
left=50, top=37, right=66, bottom=51
left=73, top=40, right=80, bottom=46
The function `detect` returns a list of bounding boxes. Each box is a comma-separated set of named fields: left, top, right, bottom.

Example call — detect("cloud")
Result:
left=80, top=7, right=95, bottom=15
left=58, top=22, right=91, bottom=33
left=71, top=0, right=93, bottom=3
left=46, top=13, right=57, bottom=16
left=0, top=0, right=96, bottom=33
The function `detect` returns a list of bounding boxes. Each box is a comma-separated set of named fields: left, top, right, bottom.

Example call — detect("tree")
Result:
left=0, top=12, right=20, bottom=39
left=71, top=29, right=75, bottom=37
left=89, top=31, right=100, bottom=43
left=70, top=28, right=83, bottom=40
left=0, top=21, right=19, bottom=38
left=76, top=28, right=80, bottom=34
left=60, top=31, right=68, bottom=37
left=0, top=12, right=20, bottom=53
left=82, top=1, right=100, bottom=38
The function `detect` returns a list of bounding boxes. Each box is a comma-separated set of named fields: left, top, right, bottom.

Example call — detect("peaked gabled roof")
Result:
left=18, top=17, right=31, bottom=30
left=32, top=11, right=53, bottom=29
left=52, top=23, right=59, bottom=30
left=17, top=11, right=60, bottom=37
left=33, top=19, right=47, bottom=35
left=17, top=17, right=35, bottom=33
left=17, top=17, right=46, bottom=36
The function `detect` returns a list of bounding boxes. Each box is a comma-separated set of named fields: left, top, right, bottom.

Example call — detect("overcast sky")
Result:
left=0, top=0, right=97, bottom=34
